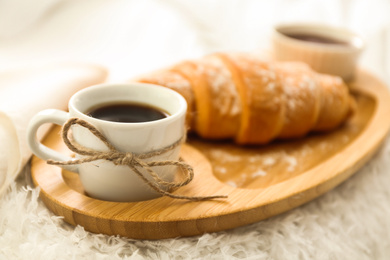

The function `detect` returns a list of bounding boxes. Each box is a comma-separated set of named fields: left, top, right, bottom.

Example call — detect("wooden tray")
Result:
left=31, top=70, right=390, bottom=240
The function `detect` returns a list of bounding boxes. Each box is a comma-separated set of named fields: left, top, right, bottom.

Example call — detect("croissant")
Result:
left=132, top=53, right=355, bottom=145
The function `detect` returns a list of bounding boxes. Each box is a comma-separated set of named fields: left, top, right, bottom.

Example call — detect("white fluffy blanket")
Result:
left=1, top=0, right=390, bottom=259
left=1, top=136, right=389, bottom=259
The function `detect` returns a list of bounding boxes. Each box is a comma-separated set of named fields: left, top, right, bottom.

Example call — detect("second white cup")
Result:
left=273, top=23, right=365, bottom=81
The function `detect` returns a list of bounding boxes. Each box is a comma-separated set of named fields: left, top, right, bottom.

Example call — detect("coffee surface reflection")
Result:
left=87, top=102, right=169, bottom=123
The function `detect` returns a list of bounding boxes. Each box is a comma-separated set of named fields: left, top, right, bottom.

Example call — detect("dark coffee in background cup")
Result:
left=282, top=32, right=349, bottom=46
left=86, top=102, right=169, bottom=123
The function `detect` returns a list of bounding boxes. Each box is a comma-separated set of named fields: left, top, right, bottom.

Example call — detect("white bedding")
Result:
left=0, top=0, right=389, bottom=259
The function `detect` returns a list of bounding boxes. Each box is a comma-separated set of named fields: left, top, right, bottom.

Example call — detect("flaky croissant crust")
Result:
left=133, top=52, right=355, bottom=145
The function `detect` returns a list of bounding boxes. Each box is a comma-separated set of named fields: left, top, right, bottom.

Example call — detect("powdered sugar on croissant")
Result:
left=133, top=52, right=354, bottom=145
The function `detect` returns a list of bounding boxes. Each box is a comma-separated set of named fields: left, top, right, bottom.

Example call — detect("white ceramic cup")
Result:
left=27, top=83, right=187, bottom=202
left=273, top=23, right=365, bottom=81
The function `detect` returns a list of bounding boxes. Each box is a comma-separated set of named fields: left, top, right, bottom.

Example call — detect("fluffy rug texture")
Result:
left=1, top=136, right=389, bottom=259
left=1, top=0, right=390, bottom=259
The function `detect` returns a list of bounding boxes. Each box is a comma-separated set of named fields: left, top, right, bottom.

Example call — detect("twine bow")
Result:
left=47, top=118, right=227, bottom=201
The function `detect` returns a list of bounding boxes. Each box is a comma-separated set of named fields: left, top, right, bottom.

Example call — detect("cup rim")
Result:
left=274, top=22, right=365, bottom=52
left=68, top=82, right=187, bottom=129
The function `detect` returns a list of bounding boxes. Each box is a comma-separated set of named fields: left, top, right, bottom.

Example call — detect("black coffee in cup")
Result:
left=87, top=102, right=169, bottom=123
left=282, top=32, right=350, bottom=46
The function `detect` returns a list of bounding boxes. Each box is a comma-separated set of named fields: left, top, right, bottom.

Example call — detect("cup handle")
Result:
left=27, top=109, right=79, bottom=173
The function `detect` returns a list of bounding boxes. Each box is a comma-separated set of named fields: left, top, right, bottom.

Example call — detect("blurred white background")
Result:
left=0, top=0, right=389, bottom=83
left=1, top=1, right=390, bottom=258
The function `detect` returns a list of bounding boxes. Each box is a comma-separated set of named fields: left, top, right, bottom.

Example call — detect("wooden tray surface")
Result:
left=31, top=70, right=390, bottom=240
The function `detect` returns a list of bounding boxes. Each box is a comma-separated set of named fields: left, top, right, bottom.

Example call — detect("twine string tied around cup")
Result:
left=46, top=118, right=228, bottom=201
